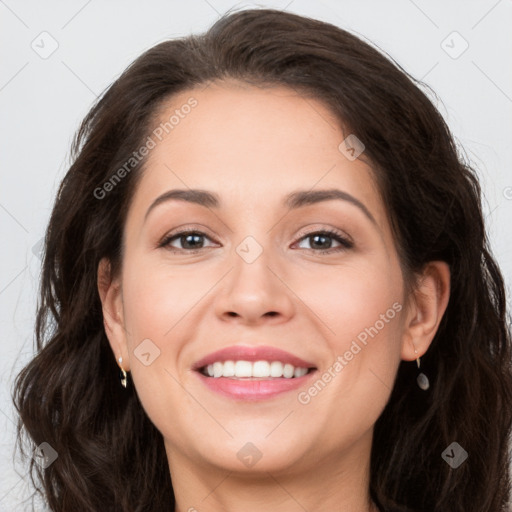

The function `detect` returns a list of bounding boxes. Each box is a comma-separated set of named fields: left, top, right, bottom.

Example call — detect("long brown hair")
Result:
left=12, top=8, right=512, bottom=511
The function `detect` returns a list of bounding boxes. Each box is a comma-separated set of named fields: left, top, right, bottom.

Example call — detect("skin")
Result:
left=98, top=81, right=450, bottom=512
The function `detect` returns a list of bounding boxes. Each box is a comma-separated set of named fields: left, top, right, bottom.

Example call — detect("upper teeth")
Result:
left=203, top=360, right=310, bottom=378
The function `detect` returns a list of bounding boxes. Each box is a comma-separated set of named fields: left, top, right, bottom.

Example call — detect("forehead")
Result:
left=128, top=81, right=386, bottom=229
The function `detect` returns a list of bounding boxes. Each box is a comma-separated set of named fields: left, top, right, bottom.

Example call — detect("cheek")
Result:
left=122, top=256, right=203, bottom=336
left=292, top=258, right=403, bottom=347
left=119, top=258, right=193, bottom=403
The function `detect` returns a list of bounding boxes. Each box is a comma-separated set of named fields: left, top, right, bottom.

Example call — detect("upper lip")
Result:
left=192, top=345, right=317, bottom=371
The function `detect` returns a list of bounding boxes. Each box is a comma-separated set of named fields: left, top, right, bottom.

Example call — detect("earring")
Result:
left=414, top=348, right=430, bottom=391
left=118, top=356, right=128, bottom=388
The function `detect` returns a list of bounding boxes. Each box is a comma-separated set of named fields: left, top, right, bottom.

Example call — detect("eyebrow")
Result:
left=144, top=188, right=377, bottom=225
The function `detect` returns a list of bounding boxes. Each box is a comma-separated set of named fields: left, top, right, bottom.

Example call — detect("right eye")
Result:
left=159, top=230, right=218, bottom=253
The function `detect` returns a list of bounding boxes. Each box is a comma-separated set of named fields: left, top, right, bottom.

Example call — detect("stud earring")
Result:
left=414, top=348, right=430, bottom=391
left=118, top=356, right=128, bottom=388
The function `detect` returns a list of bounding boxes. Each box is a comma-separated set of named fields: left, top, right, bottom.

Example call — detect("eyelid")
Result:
left=159, top=223, right=217, bottom=241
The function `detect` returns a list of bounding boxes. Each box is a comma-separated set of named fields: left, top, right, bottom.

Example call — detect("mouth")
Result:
left=192, top=345, right=318, bottom=400
left=194, top=364, right=318, bottom=401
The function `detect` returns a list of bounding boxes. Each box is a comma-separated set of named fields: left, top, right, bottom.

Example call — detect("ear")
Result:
left=97, top=257, right=130, bottom=371
left=400, top=261, right=451, bottom=361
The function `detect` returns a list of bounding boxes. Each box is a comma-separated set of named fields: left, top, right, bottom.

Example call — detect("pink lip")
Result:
left=194, top=370, right=317, bottom=401
left=192, top=344, right=317, bottom=371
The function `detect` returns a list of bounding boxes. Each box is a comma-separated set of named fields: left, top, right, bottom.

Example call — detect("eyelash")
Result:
left=158, top=227, right=354, bottom=255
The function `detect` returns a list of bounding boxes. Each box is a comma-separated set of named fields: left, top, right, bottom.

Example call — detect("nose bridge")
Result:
left=228, top=202, right=275, bottom=274
left=231, top=231, right=279, bottom=299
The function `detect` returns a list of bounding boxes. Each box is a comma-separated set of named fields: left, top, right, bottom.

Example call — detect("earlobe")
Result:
left=401, top=261, right=451, bottom=362
left=97, top=258, right=130, bottom=371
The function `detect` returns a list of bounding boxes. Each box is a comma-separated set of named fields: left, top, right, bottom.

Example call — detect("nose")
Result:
left=214, top=241, right=296, bottom=326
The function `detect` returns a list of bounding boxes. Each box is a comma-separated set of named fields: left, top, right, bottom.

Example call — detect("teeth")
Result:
left=293, top=366, right=308, bottom=378
left=270, top=361, right=283, bottom=377
left=253, top=360, right=270, bottom=377
left=204, top=360, right=310, bottom=379
left=235, top=360, right=253, bottom=377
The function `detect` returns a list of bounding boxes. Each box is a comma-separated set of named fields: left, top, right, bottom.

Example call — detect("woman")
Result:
left=13, top=8, right=512, bottom=512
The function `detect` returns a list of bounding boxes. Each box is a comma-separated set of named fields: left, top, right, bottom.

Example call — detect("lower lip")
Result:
left=195, top=370, right=317, bottom=401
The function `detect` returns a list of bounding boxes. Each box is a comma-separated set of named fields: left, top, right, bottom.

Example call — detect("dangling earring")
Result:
left=414, top=348, right=430, bottom=391
left=118, top=356, right=128, bottom=388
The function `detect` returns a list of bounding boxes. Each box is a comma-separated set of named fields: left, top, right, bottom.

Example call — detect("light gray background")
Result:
left=1, top=0, right=511, bottom=509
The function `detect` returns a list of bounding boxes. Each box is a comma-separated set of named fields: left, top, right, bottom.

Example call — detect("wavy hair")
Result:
left=12, top=8, right=512, bottom=511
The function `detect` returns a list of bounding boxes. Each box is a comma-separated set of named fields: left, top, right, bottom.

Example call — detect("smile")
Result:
left=195, top=362, right=317, bottom=401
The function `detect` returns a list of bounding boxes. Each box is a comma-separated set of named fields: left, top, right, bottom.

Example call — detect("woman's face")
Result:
left=109, top=81, right=412, bottom=476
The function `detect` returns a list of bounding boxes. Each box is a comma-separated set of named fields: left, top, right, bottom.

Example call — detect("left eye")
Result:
left=294, top=230, right=353, bottom=253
